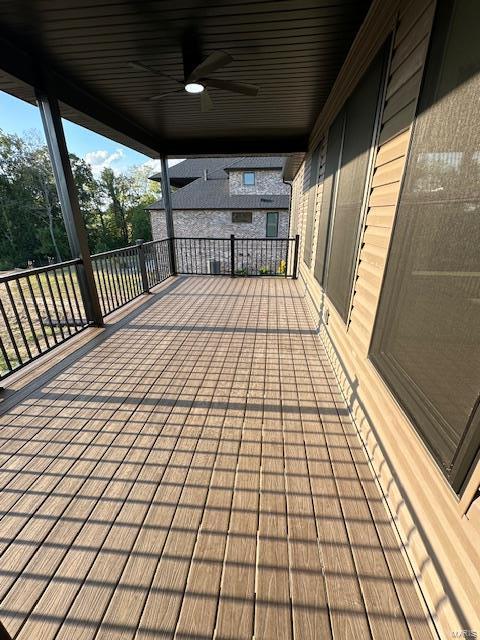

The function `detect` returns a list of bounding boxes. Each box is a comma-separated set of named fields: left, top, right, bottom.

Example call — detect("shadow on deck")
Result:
left=0, top=276, right=435, bottom=639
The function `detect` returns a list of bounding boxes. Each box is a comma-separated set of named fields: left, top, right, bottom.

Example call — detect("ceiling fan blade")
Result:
left=187, top=51, right=233, bottom=82
left=203, top=77, right=259, bottom=96
left=149, top=88, right=184, bottom=101
left=128, top=61, right=183, bottom=85
left=200, top=89, right=213, bottom=113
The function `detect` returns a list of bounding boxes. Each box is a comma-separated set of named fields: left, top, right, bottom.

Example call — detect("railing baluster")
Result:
left=52, top=268, right=72, bottom=335
left=45, top=270, right=66, bottom=340
left=35, top=272, right=58, bottom=344
left=124, top=251, right=133, bottom=300
left=26, top=275, right=50, bottom=349
left=70, top=264, right=87, bottom=325
left=93, top=259, right=108, bottom=316
left=60, top=268, right=78, bottom=332
left=103, top=256, right=117, bottom=310
left=113, top=255, right=126, bottom=305
left=0, top=335, right=13, bottom=373
left=16, top=279, right=41, bottom=354
left=0, top=293, right=24, bottom=365
left=4, top=281, right=33, bottom=359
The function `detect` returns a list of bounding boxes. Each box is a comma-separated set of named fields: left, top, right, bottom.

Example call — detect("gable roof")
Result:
left=149, top=158, right=231, bottom=183
left=224, top=157, right=285, bottom=171
left=150, top=156, right=286, bottom=183
left=148, top=171, right=289, bottom=211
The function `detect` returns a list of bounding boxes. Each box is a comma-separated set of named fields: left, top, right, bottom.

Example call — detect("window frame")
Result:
left=369, top=0, right=480, bottom=494
left=322, top=41, right=390, bottom=322
left=303, top=145, right=322, bottom=267
left=266, top=212, right=279, bottom=238
left=232, top=211, right=253, bottom=224
left=314, top=111, right=346, bottom=286
left=242, top=171, right=255, bottom=186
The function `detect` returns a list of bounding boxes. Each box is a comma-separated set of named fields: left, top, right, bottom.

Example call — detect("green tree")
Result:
left=0, top=128, right=158, bottom=269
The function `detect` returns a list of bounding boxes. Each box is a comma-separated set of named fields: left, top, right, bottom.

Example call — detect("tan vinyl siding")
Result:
left=348, top=132, right=408, bottom=350
left=298, top=156, right=311, bottom=263
left=309, top=139, right=326, bottom=268
left=348, top=0, right=435, bottom=349
left=290, top=0, right=480, bottom=637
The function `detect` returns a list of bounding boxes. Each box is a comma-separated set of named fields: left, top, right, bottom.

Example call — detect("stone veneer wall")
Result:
left=150, top=209, right=289, bottom=241
left=228, top=169, right=291, bottom=195
left=150, top=209, right=291, bottom=275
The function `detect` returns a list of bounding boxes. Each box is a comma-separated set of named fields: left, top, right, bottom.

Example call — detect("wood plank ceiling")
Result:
left=0, top=0, right=371, bottom=156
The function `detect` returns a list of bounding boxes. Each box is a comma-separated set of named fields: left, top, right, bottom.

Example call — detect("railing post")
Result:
left=160, top=156, right=177, bottom=276
left=230, top=234, right=235, bottom=277
left=136, top=239, right=150, bottom=293
left=292, top=234, right=300, bottom=279
left=168, top=237, right=177, bottom=276
left=37, top=92, right=103, bottom=327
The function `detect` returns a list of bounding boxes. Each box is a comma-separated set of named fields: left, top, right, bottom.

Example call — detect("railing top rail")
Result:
left=91, top=245, right=139, bottom=259
left=142, top=239, right=169, bottom=247
left=0, top=258, right=82, bottom=284
left=174, top=236, right=296, bottom=241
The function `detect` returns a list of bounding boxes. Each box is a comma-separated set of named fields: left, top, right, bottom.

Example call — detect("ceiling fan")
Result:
left=129, top=45, right=259, bottom=112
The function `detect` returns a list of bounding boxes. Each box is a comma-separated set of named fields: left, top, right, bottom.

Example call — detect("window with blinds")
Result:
left=324, top=44, right=387, bottom=321
left=302, top=145, right=321, bottom=266
left=313, top=112, right=345, bottom=285
left=371, top=0, right=480, bottom=492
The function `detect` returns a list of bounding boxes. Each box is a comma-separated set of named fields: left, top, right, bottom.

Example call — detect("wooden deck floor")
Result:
left=0, top=276, right=435, bottom=640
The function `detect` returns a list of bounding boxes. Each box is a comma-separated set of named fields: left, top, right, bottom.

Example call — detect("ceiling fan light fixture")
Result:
left=185, top=82, right=205, bottom=94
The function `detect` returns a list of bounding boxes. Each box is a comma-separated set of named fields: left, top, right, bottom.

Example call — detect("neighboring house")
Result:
left=147, top=156, right=290, bottom=241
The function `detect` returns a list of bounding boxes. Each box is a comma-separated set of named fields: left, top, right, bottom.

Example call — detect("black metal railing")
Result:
left=0, top=259, right=88, bottom=379
left=91, top=245, right=143, bottom=316
left=175, top=235, right=299, bottom=277
left=0, top=240, right=172, bottom=381
left=1, top=235, right=298, bottom=382
left=144, top=239, right=174, bottom=289
left=91, top=239, right=171, bottom=317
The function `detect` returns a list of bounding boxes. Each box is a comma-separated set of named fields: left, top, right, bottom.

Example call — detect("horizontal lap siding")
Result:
left=297, top=157, right=311, bottom=263
left=292, top=1, right=480, bottom=637
left=309, top=139, right=326, bottom=271
left=348, top=0, right=435, bottom=355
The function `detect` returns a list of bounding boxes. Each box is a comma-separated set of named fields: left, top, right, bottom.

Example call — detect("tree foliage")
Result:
left=0, top=129, right=158, bottom=270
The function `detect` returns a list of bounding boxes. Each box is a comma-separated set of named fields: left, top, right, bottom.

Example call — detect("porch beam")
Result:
left=37, top=92, right=104, bottom=327
left=160, top=156, right=177, bottom=276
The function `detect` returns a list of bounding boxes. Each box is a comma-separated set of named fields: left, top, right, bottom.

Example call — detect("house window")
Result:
left=232, top=211, right=252, bottom=223
left=314, top=112, right=344, bottom=286
left=370, top=0, right=480, bottom=493
left=322, top=42, right=388, bottom=321
left=242, top=171, right=255, bottom=186
left=303, top=145, right=322, bottom=267
left=266, top=212, right=279, bottom=237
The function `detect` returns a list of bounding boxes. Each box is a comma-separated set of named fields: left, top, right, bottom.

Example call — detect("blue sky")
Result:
left=0, top=90, right=172, bottom=176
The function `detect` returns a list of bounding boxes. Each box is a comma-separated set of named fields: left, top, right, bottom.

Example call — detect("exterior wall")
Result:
left=290, top=1, right=480, bottom=638
left=228, top=169, right=291, bottom=195
left=150, top=208, right=289, bottom=241
left=150, top=208, right=290, bottom=275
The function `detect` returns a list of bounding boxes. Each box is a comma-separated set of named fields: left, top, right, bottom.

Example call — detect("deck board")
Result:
left=0, top=276, right=435, bottom=639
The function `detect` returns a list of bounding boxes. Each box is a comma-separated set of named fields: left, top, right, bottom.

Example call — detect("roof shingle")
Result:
left=148, top=172, right=289, bottom=211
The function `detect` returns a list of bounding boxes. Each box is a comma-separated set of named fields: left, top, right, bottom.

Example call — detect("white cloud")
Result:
left=140, top=158, right=184, bottom=174
left=84, top=148, right=125, bottom=176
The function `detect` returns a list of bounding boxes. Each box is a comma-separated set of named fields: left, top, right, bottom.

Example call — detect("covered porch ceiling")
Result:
left=0, top=0, right=371, bottom=157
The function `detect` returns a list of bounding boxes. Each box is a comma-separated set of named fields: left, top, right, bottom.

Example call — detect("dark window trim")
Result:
left=322, top=110, right=346, bottom=288
left=369, top=0, right=479, bottom=494
left=242, top=171, right=255, bottom=186
left=303, top=145, right=322, bottom=267
left=266, top=211, right=279, bottom=237
left=232, top=211, right=253, bottom=223
left=345, top=34, right=394, bottom=326
left=323, top=38, right=391, bottom=322
left=313, top=112, right=345, bottom=287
